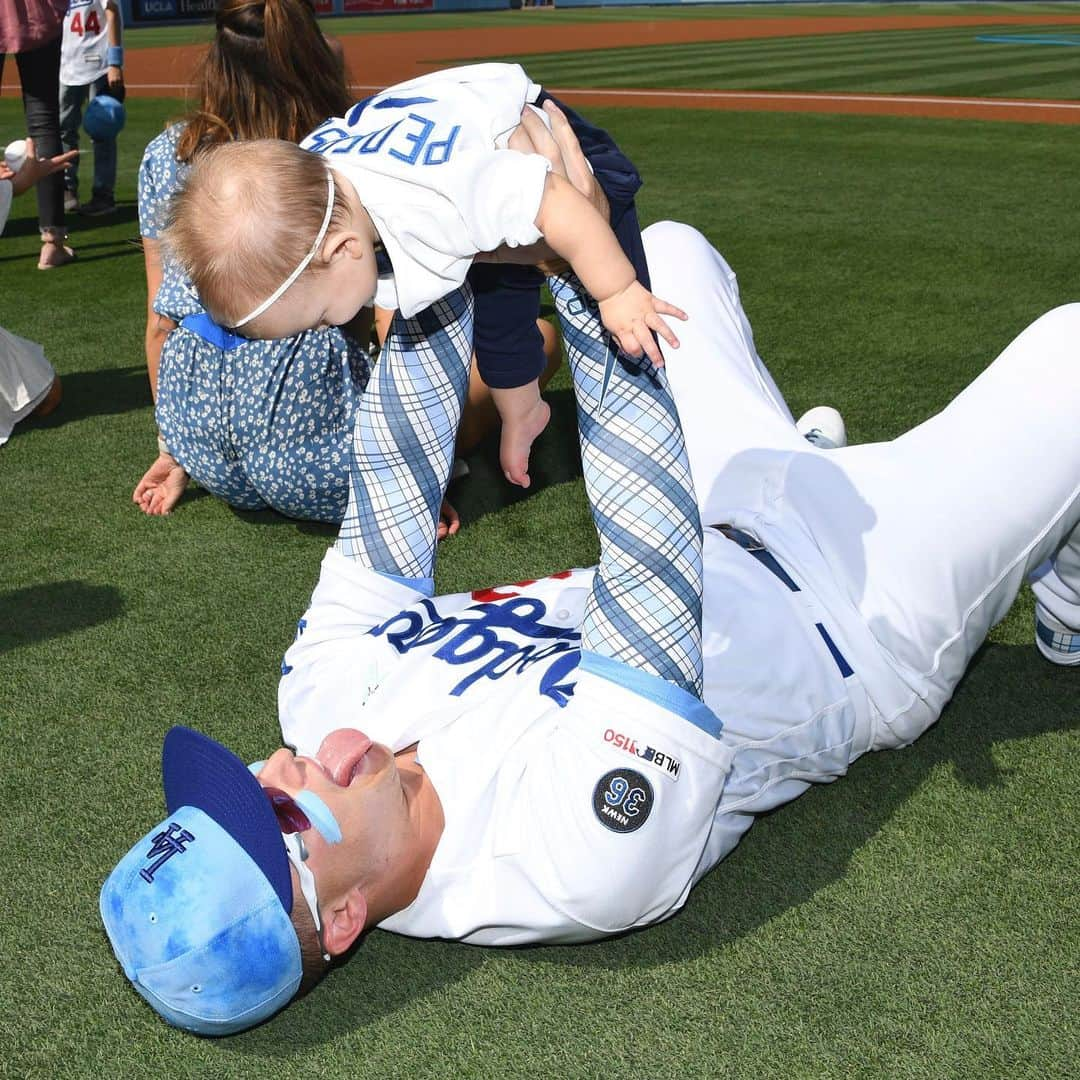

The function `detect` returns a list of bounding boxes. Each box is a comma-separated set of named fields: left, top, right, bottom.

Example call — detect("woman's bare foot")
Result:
left=133, top=453, right=191, bottom=516
left=438, top=497, right=460, bottom=540
left=39, top=236, right=77, bottom=269
left=500, top=397, right=550, bottom=488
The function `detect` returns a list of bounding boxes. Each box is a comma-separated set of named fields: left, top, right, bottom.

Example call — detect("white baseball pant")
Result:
left=645, top=221, right=1079, bottom=754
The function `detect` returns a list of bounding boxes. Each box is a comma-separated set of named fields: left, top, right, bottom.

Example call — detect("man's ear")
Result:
left=320, top=886, right=368, bottom=957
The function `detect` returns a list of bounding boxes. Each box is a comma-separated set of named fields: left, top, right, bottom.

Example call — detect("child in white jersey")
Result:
left=167, top=64, right=685, bottom=487
left=59, top=0, right=124, bottom=215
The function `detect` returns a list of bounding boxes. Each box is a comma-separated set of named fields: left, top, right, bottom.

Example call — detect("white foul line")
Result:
left=543, top=87, right=1080, bottom=112
left=120, top=83, right=1080, bottom=113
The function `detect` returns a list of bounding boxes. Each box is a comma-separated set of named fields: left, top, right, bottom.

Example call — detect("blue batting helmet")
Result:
left=84, top=95, right=127, bottom=141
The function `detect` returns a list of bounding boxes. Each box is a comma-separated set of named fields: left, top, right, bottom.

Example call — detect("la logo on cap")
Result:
left=139, top=822, right=195, bottom=883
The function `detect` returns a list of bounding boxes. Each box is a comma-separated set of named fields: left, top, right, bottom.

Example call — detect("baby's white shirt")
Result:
left=300, top=63, right=552, bottom=318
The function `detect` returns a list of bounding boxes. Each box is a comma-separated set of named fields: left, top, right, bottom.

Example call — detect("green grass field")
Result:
left=490, top=22, right=1080, bottom=97
left=1, top=6, right=1078, bottom=1078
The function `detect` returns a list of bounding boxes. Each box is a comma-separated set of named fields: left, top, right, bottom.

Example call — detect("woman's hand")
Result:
left=1, top=138, right=79, bottom=197
left=133, top=453, right=190, bottom=516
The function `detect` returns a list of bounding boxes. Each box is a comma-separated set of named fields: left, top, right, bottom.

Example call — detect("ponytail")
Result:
left=177, top=0, right=352, bottom=162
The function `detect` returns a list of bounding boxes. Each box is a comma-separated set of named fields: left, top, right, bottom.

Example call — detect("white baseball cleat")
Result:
left=1034, top=604, right=1080, bottom=666
left=796, top=406, right=847, bottom=449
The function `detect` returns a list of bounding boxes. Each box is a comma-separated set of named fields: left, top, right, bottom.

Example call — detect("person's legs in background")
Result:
left=14, top=34, right=74, bottom=267
left=58, top=79, right=87, bottom=211
left=83, top=73, right=117, bottom=214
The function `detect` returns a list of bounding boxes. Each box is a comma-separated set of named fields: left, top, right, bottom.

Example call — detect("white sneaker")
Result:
left=1035, top=604, right=1080, bottom=666
left=64, top=191, right=79, bottom=213
left=796, top=406, right=847, bottom=449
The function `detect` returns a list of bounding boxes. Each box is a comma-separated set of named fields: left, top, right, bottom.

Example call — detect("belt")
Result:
left=715, top=525, right=854, bottom=679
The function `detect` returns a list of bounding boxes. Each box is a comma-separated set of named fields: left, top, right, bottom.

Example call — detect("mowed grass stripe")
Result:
left=771, top=46, right=1080, bottom=94
left=762, top=38, right=1080, bottom=96
left=554, top=36, right=979, bottom=87
left=489, top=40, right=938, bottom=86
left=927, top=62, right=1080, bottom=99
left=509, top=29, right=979, bottom=78
left=518, top=24, right=1080, bottom=69
left=504, top=27, right=1080, bottom=99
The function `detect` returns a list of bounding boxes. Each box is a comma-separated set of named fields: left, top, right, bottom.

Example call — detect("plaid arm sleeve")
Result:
left=548, top=272, right=704, bottom=698
left=335, top=287, right=474, bottom=582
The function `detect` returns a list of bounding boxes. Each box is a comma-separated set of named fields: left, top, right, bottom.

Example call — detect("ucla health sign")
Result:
left=132, top=0, right=216, bottom=21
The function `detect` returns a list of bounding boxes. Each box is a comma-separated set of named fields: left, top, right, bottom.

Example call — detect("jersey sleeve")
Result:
left=506, top=668, right=734, bottom=937
left=442, top=148, right=552, bottom=253
left=277, top=546, right=430, bottom=757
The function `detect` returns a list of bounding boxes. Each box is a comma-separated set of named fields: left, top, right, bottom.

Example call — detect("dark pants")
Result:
left=0, top=34, right=66, bottom=233
left=60, top=73, right=119, bottom=199
left=468, top=91, right=650, bottom=389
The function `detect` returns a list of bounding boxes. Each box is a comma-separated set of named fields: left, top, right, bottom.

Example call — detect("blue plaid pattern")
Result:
left=1036, top=615, right=1080, bottom=655
left=337, top=288, right=474, bottom=580
left=548, top=272, right=704, bottom=698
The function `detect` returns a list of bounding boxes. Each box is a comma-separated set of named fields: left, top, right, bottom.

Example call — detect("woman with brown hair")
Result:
left=132, top=0, right=462, bottom=525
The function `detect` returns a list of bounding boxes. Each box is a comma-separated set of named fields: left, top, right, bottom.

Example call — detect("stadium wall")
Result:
left=121, top=0, right=940, bottom=27
left=121, top=0, right=507, bottom=25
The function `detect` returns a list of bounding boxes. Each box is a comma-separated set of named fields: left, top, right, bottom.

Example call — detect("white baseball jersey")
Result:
left=60, top=0, right=114, bottom=87
left=278, top=531, right=863, bottom=945
left=2, top=161, right=57, bottom=444
left=299, top=64, right=552, bottom=319
left=278, top=219, right=1080, bottom=945
left=0, top=179, right=11, bottom=235
left=0, top=327, right=56, bottom=447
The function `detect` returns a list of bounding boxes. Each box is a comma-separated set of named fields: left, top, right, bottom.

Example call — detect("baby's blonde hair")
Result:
left=166, top=139, right=346, bottom=330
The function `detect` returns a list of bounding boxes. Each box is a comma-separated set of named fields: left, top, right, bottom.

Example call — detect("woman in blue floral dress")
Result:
left=132, top=0, right=372, bottom=523
left=133, top=0, right=478, bottom=533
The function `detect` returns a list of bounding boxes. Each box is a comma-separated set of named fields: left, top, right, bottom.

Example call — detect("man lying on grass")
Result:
left=100, top=135, right=1079, bottom=1039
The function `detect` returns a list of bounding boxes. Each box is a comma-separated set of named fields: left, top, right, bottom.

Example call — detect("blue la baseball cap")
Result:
left=100, top=726, right=301, bottom=1035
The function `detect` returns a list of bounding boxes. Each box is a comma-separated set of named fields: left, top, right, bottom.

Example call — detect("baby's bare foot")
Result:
left=500, top=398, right=551, bottom=488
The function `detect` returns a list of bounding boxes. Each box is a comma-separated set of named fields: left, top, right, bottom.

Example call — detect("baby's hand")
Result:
left=598, top=282, right=686, bottom=367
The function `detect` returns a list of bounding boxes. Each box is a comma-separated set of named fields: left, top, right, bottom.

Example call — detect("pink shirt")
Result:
left=1, top=0, right=68, bottom=54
